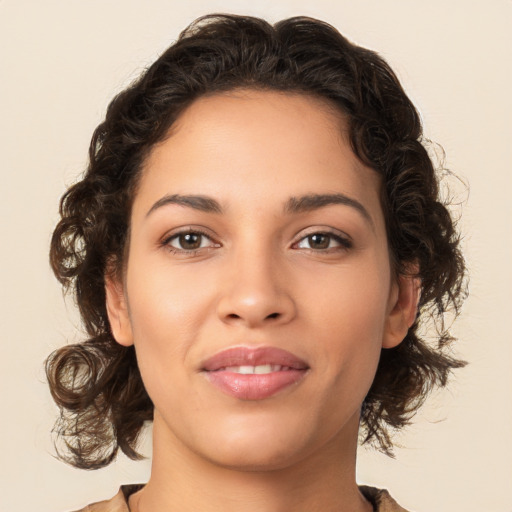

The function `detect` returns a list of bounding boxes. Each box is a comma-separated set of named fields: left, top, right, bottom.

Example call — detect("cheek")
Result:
left=124, top=260, right=214, bottom=391
left=127, top=249, right=214, bottom=331
left=306, top=257, right=390, bottom=334
left=301, top=255, right=391, bottom=378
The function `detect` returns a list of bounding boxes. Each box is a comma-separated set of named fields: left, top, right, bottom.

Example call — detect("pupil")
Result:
left=309, top=234, right=329, bottom=249
left=180, top=233, right=201, bottom=250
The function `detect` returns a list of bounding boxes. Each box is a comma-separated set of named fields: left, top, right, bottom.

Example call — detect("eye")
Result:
left=295, top=232, right=352, bottom=251
left=164, top=230, right=217, bottom=252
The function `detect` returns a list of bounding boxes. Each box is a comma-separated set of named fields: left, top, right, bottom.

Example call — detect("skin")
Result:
left=106, top=89, right=419, bottom=512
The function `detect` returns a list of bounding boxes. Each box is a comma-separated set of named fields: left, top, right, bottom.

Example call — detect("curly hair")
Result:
left=46, top=13, right=466, bottom=469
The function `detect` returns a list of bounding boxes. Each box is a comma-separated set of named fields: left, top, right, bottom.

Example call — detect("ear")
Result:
left=382, top=267, right=421, bottom=349
left=105, top=273, right=134, bottom=347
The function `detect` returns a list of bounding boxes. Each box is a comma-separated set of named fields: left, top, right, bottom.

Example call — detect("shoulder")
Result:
left=69, top=485, right=143, bottom=512
left=359, top=485, right=412, bottom=512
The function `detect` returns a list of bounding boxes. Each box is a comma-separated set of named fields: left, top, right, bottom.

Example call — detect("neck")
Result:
left=131, top=410, right=372, bottom=512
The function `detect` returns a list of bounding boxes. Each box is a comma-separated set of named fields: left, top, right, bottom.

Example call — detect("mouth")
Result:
left=200, top=346, right=309, bottom=400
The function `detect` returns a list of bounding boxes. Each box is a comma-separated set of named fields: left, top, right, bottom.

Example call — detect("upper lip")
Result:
left=201, top=346, right=309, bottom=371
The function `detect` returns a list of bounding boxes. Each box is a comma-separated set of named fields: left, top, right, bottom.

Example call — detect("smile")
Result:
left=216, top=364, right=293, bottom=374
left=201, top=347, right=309, bottom=400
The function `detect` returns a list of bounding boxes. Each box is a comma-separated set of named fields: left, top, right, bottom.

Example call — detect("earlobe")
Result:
left=382, top=269, right=421, bottom=349
left=105, top=273, right=134, bottom=347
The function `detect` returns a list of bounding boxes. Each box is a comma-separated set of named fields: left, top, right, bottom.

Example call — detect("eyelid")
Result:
left=159, top=225, right=352, bottom=254
left=291, top=227, right=353, bottom=250
left=160, top=226, right=221, bottom=252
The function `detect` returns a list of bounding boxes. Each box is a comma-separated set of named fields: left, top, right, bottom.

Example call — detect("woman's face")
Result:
left=107, top=89, right=409, bottom=470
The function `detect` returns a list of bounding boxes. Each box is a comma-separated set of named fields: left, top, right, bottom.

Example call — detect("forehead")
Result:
left=134, top=89, right=383, bottom=225
left=162, top=89, right=348, bottom=163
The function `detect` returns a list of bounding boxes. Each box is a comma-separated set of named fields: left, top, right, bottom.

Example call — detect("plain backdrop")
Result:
left=1, top=1, right=511, bottom=511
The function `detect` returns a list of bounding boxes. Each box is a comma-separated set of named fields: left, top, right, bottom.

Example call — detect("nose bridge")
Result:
left=216, top=233, right=295, bottom=327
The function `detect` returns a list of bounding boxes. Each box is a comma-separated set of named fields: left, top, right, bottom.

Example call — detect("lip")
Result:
left=201, top=346, right=309, bottom=400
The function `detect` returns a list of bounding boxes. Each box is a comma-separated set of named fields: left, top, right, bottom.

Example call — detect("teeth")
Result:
left=254, top=364, right=279, bottom=374
left=224, top=364, right=283, bottom=374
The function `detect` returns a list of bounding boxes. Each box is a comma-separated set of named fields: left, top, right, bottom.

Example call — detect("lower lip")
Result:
left=204, top=369, right=307, bottom=400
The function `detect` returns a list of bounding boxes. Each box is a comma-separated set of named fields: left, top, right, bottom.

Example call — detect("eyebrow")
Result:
left=284, top=193, right=374, bottom=227
left=146, top=194, right=223, bottom=217
left=146, top=192, right=373, bottom=227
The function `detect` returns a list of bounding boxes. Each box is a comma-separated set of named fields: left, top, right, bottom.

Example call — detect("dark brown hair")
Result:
left=46, top=13, right=466, bottom=469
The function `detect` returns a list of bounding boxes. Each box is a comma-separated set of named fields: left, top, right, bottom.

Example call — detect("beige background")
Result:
left=1, top=1, right=511, bottom=511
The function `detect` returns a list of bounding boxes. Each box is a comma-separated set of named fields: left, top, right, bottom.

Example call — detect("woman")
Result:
left=46, top=14, right=466, bottom=512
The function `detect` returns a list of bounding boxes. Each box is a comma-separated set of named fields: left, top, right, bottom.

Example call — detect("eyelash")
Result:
left=161, top=228, right=219, bottom=256
left=161, top=229, right=352, bottom=256
left=292, top=231, right=353, bottom=252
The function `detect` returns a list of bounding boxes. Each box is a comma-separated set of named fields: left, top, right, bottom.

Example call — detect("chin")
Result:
left=194, top=415, right=320, bottom=472
left=206, top=441, right=305, bottom=472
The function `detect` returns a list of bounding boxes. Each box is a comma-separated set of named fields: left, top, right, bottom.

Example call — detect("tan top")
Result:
left=71, top=484, right=411, bottom=511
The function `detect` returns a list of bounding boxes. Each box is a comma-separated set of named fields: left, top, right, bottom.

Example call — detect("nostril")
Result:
left=266, top=312, right=280, bottom=320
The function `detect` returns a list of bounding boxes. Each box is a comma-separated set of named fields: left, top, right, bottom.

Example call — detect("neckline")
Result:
left=120, top=484, right=380, bottom=512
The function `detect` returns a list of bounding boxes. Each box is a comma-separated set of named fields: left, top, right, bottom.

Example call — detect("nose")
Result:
left=216, top=248, right=297, bottom=329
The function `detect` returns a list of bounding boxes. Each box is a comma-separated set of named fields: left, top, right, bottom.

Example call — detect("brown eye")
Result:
left=167, top=231, right=213, bottom=251
left=178, top=233, right=202, bottom=250
left=296, top=232, right=352, bottom=251
left=307, top=234, right=330, bottom=249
